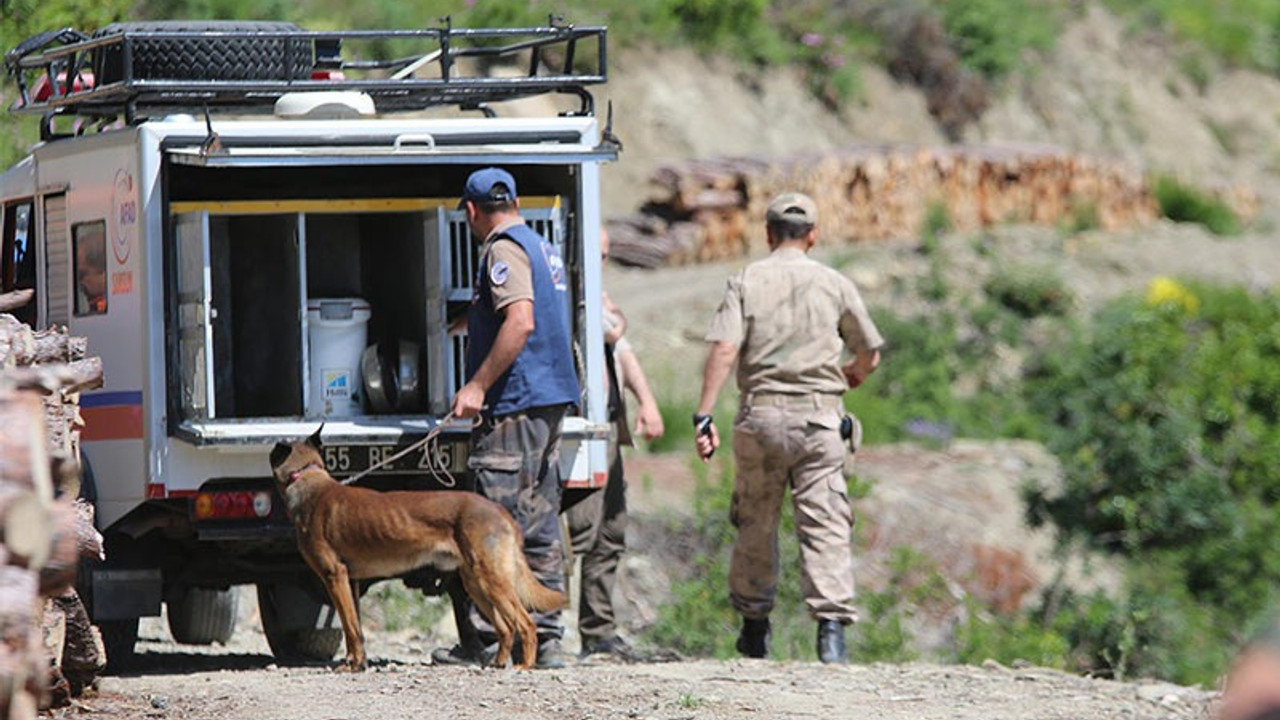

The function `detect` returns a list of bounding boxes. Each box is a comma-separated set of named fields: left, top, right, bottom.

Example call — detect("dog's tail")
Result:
left=515, top=558, right=566, bottom=613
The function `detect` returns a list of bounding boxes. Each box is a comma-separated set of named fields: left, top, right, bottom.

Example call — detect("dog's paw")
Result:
left=335, top=660, right=367, bottom=673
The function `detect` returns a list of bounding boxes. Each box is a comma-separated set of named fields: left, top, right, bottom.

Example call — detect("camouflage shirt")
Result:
left=706, top=246, right=884, bottom=396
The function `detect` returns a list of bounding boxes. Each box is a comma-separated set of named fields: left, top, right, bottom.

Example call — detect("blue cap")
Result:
left=460, top=167, right=518, bottom=208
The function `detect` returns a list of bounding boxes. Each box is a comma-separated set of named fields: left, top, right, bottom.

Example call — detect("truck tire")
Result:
left=93, top=21, right=313, bottom=85
left=256, top=583, right=342, bottom=662
left=166, top=586, right=239, bottom=645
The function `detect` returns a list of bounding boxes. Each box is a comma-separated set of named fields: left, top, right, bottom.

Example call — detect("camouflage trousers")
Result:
left=729, top=394, right=859, bottom=624
left=565, top=431, right=627, bottom=643
left=466, top=404, right=567, bottom=642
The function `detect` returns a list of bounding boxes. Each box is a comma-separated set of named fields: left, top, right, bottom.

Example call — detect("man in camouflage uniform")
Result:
left=433, top=167, right=579, bottom=669
left=694, top=192, right=884, bottom=664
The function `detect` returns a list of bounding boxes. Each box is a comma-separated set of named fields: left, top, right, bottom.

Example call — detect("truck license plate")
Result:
left=322, top=441, right=469, bottom=477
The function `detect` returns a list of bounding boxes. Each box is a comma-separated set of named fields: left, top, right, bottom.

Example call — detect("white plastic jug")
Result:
left=306, top=298, right=371, bottom=417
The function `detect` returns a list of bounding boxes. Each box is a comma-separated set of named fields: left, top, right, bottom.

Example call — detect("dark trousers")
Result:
left=463, top=404, right=567, bottom=644
left=565, top=436, right=627, bottom=644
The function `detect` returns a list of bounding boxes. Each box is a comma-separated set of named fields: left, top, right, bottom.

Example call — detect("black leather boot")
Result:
left=736, top=617, right=771, bottom=659
left=817, top=620, right=847, bottom=664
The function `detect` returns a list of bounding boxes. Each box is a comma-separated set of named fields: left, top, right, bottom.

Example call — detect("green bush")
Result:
left=922, top=201, right=952, bottom=247
left=1103, top=0, right=1280, bottom=74
left=953, top=597, right=1072, bottom=669
left=935, top=0, right=1059, bottom=79
left=983, top=265, right=1074, bottom=318
left=362, top=580, right=450, bottom=634
left=1153, top=175, right=1244, bottom=235
left=644, top=462, right=751, bottom=658
left=1024, top=280, right=1280, bottom=683
left=1064, top=199, right=1101, bottom=234
left=854, top=304, right=1042, bottom=446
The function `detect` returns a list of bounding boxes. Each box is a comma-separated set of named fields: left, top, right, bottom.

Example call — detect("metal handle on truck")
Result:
left=393, top=133, right=437, bottom=151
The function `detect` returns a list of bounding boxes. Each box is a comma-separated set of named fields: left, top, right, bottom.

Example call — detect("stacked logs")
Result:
left=606, top=143, right=1256, bottom=268
left=0, top=303, right=106, bottom=720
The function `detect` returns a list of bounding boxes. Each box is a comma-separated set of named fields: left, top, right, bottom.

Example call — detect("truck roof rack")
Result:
left=4, top=19, right=608, bottom=127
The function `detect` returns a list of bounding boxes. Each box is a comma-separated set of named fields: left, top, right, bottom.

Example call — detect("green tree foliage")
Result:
left=1024, top=280, right=1280, bottom=682
left=1, top=0, right=133, bottom=167
left=135, top=0, right=302, bottom=22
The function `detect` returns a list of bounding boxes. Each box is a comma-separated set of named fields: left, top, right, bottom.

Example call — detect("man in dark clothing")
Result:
left=433, top=167, right=579, bottom=669
left=566, top=228, right=665, bottom=661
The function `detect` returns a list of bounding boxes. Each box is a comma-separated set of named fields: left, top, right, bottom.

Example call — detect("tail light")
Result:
left=193, top=490, right=273, bottom=520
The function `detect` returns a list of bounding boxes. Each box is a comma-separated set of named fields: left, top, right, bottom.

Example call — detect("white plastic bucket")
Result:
left=306, top=298, right=371, bottom=417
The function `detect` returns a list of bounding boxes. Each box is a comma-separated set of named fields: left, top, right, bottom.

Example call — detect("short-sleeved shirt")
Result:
left=482, top=219, right=534, bottom=310
left=706, top=246, right=884, bottom=396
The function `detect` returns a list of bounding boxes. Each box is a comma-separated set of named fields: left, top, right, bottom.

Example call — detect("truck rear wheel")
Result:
left=167, top=586, right=239, bottom=645
left=256, top=583, right=342, bottom=662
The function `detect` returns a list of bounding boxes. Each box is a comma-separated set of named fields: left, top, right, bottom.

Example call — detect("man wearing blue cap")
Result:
left=433, top=167, right=579, bottom=669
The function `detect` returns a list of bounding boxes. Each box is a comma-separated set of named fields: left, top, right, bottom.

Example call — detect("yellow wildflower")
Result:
left=1145, top=277, right=1200, bottom=313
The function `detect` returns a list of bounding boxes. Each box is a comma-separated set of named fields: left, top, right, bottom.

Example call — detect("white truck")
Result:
left=2, top=20, right=615, bottom=666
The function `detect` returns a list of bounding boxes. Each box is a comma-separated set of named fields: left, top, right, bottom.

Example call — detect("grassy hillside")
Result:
left=3, top=0, right=1278, bottom=166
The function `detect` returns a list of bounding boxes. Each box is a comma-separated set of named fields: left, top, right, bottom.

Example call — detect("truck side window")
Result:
left=3, top=201, right=33, bottom=290
left=2, top=201, right=36, bottom=325
left=73, top=220, right=108, bottom=316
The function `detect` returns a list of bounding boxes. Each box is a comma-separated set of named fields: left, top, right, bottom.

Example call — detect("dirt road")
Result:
left=76, top=636, right=1218, bottom=720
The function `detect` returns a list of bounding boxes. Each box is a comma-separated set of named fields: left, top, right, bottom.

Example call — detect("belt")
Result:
left=740, top=392, right=843, bottom=410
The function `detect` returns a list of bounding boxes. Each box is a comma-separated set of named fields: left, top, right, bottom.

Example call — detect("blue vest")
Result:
left=466, top=223, right=580, bottom=416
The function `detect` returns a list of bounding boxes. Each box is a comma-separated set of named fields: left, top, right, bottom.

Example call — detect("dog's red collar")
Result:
left=285, top=462, right=324, bottom=485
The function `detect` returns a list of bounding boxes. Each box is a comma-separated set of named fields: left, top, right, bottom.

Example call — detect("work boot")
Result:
left=817, top=620, right=848, bottom=665
left=431, top=640, right=491, bottom=667
left=581, top=634, right=646, bottom=663
left=736, top=617, right=771, bottom=659
left=534, top=638, right=567, bottom=669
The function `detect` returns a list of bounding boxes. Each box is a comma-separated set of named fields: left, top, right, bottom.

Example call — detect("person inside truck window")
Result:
left=74, top=221, right=108, bottom=316
left=3, top=203, right=37, bottom=326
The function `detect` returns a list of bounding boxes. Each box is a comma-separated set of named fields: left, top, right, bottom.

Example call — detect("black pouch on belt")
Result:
left=840, top=414, right=863, bottom=454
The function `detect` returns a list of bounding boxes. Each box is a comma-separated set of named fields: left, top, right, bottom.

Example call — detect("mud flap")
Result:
left=90, top=568, right=161, bottom=621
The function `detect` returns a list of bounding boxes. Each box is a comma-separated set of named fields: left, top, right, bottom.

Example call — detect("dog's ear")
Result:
left=268, top=442, right=292, bottom=471
left=306, top=424, right=324, bottom=450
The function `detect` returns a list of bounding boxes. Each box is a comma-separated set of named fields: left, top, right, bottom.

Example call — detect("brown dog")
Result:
left=268, top=428, right=564, bottom=670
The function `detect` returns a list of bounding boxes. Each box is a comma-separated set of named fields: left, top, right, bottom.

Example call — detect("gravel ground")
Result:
left=71, top=633, right=1219, bottom=720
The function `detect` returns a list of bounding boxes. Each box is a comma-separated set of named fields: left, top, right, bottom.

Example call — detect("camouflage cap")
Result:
left=765, top=192, right=818, bottom=224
